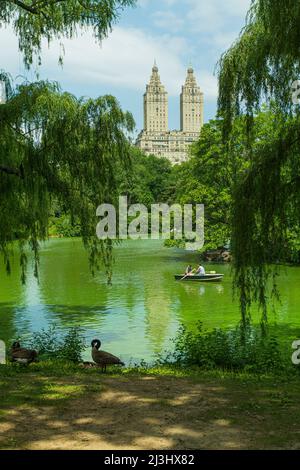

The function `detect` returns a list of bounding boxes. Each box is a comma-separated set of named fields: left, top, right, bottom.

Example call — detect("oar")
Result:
left=180, top=269, right=196, bottom=281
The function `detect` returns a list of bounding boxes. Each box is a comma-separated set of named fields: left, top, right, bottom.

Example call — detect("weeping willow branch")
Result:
left=0, top=77, right=135, bottom=283
left=11, top=1, right=39, bottom=14
left=1, top=0, right=136, bottom=67
left=217, top=0, right=300, bottom=327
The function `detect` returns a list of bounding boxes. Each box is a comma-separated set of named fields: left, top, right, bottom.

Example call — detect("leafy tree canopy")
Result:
left=0, top=0, right=136, bottom=67
left=118, top=148, right=173, bottom=207
left=173, top=118, right=250, bottom=252
left=218, top=0, right=300, bottom=326
left=0, top=75, right=134, bottom=282
left=0, top=0, right=136, bottom=282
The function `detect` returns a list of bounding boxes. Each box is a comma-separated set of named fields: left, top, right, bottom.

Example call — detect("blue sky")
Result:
left=0, top=0, right=251, bottom=134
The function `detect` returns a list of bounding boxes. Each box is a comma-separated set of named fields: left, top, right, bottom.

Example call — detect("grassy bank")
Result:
left=0, top=361, right=300, bottom=450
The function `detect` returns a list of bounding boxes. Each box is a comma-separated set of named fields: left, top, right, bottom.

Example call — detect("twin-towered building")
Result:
left=136, top=63, right=204, bottom=164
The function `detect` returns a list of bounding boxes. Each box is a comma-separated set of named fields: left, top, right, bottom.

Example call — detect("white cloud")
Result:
left=149, top=0, right=251, bottom=48
left=186, top=1, right=223, bottom=34
left=161, top=0, right=179, bottom=5
left=153, top=11, right=184, bottom=32
left=212, top=31, right=240, bottom=50
left=49, top=27, right=188, bottom=96
left=197, top=71, right=218, bottom=101
left=0, top=0, right=246, bottom=124
left=138, top=0, right=150, bottom=7
left=139, top=0, right=178, bottom=6
left=0, top=26, right=190, bottom=96
left=186, top=0, right=251, bottom=34
left=225, top=0, right=252, bottom=17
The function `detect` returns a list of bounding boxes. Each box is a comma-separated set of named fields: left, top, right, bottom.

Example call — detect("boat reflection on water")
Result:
left=199, top=284, right=224, bottom=296
left=180, top=283, right=225, bottom=296
left=215, top=284, right=224, bottom=294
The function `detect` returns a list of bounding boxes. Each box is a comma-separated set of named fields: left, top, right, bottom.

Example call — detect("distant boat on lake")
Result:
left=175, top=273, right=224, bottom=282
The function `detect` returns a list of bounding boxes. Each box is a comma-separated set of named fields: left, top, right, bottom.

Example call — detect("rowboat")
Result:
left=175, top=273, right=224, bottom=282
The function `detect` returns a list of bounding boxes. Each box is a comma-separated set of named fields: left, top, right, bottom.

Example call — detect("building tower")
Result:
left=180, top=67, right=204, bottom=133
left=144, top=62, right=168, bottom=133
left=136, top=64, right=204, bottom=164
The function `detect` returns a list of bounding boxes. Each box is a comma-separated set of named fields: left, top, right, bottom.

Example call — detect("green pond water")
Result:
left=0, top=238, right=300, bottom=363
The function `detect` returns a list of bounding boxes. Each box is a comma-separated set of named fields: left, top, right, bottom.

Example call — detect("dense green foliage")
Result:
left=27, top=326, right=86, bottom=362
left=168, top=109, right=300, bottom=262
left=168, top=321, right=288, bottom=374
left=48, top=148, right=173, bottom=237
left=9, top=323, right=292, bottom=374
left=119, top=148, right=173, bottom=206
left=0, top=0, right=136, bottom=282
left=0, top=77, right=134, bottom=282
left=49, top=214, right=81, bottom=238
left=172, top=119, right=243, bottom=251
left=218, top=0, right=300, bottom=326
left=0, top=0, right=136, bottom=67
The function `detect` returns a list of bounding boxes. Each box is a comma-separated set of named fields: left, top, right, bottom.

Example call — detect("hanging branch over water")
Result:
left=0, top=76, right=135, bottom=283
left=217, top=0, right=300, bottom=329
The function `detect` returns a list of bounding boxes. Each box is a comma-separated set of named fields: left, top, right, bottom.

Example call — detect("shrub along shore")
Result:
left=3, top=322, right=299, bottom=376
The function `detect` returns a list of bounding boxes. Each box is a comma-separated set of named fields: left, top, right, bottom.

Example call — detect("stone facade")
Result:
left=136, top=64, right=204, bottom=164
left=143, top=63, right=168, bottom=133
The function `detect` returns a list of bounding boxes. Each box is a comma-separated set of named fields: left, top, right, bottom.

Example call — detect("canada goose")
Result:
left=11, top=341, right=38, bottom=365
left=91, top=339, right=124, bottom=372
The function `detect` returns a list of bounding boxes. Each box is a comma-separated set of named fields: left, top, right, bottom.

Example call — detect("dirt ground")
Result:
left=0, top=373, right=300, bottom=450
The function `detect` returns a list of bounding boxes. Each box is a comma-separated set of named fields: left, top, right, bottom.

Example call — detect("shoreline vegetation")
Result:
left=5, top=323, right=299, bottom=375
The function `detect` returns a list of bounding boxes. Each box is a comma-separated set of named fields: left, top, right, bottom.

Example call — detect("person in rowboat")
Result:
left=185, top=265, right=193, bottom=275
left=195, top=264, right=206, bottom=275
